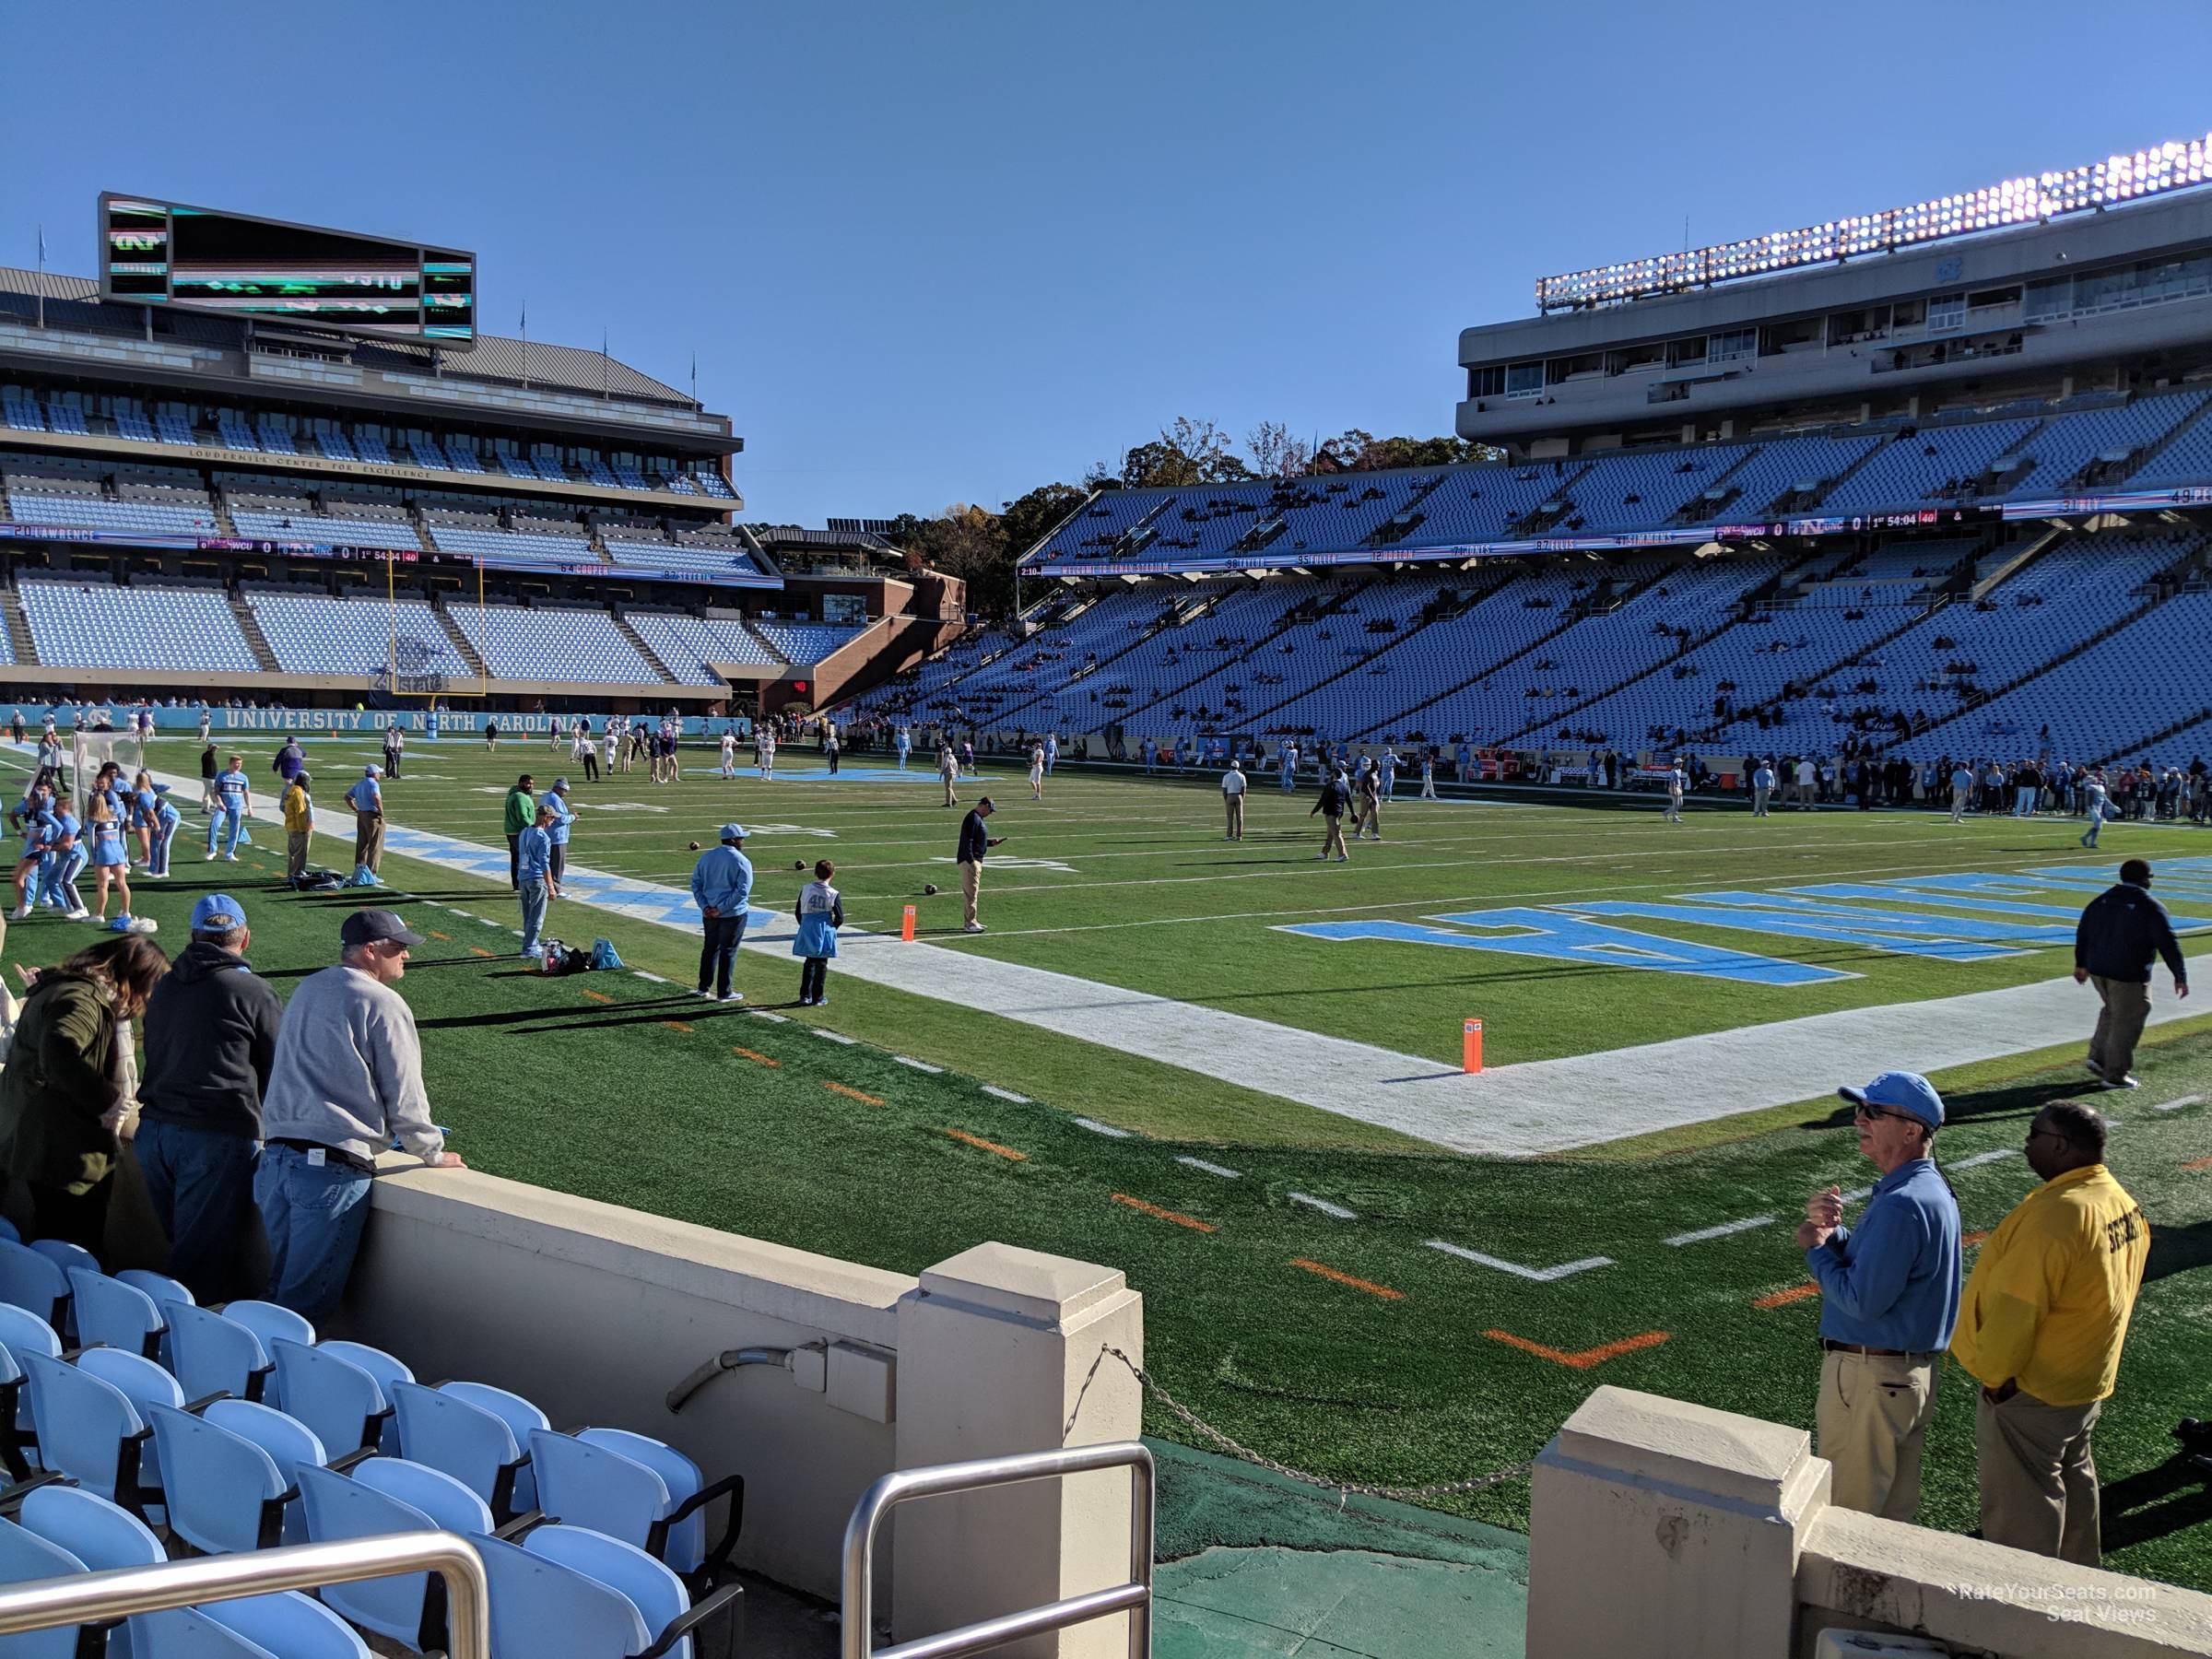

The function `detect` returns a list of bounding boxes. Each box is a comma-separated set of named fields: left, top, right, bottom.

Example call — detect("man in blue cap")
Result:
left=136, top=894, right=281, bottom=1300
left=1796, top=1069, right=1962, bottom=1523
left=689, top=823, right=753, bottom=1002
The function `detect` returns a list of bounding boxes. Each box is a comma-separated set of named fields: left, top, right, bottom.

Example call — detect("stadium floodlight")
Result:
left=1536, top=133, right=2212, bottom=310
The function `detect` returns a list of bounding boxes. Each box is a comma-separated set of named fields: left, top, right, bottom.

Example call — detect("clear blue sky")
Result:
left=6, top=1, right=2210, bottom=524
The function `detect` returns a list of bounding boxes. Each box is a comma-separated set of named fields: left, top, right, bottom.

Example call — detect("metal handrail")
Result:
left=0, top=1531, right=489, bottom=1655
left=841, top=1441, right=1154, bottom=1659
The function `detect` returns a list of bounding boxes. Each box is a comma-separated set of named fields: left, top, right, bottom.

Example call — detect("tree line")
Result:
left=873, top=418, right=1500, bottom=618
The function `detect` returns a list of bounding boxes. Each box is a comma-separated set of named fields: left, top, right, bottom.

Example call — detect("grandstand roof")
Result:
left=0, top=266, right=695, bottom=410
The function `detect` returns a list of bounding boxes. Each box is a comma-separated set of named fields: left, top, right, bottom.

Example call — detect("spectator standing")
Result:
left=690, top=824, right=753, bottom=1002
left=501, top=774, right=535, bottom=891
left=347, top=766, right=385, bottom=886
left=382, top=722, right=404, bottom=779
left=825, top=724, right=841, bottom=775
left=272, top=738, right=306, bottom=792
left=793, top=858, right=842, bottom=1006
left=579, top=720, right=599, bottom=782
left=1797, top=1071, right=1961, bottom=1522
left=542, top=778, right=574, bottom=887
left=1310, top=771, right=1350, bottom=862
left=1751, top=759, right=1775, bottom=818
left=135, top=895, right=279, bottom=1300
left=938, top=743, right=959, bottom=808
left=255, top=910, right=462, bottom=1321
left=282, top=770, right=315, bottom=885
left=1950, top=1102, right=2147, bottom=1566
left=2074, top=858, right=2188, bottom=1089
left=2078, top=768, right=2111, bottom=850
left=956, top=797, right=1003, bottom=933
left=1354, top=764, right=1383, bottom=841
left=516, top=803, right=559, bottom=960
left=1221, top=759, right=1247, bottom=841
left=1419, top=751, right=1438, bottom=800
left=0, top=935, right=170, bottom=1253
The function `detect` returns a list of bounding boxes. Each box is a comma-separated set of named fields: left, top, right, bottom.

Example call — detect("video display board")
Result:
left=100, top=194, right=475, bottom=344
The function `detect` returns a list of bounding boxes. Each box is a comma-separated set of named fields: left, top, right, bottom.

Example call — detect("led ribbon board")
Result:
left=1537, top=135, right=2212, bottom=311
left=100, top=193, right=476, bottom=344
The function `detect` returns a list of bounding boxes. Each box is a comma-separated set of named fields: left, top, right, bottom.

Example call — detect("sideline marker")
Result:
left=1463, top=1018, right=1483, bottom=1074
left=901, top=904, right=916, bottom=942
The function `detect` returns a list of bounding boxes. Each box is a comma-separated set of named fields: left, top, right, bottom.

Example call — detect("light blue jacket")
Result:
left=690, top=844, right=754, bottom=917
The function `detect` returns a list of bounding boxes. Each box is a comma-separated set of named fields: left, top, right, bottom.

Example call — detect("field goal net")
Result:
left=376, top=638, right=448, bottom=700
left=71, top=728, right=142, bottom=784
left=384, top=550, right=488, bottom=700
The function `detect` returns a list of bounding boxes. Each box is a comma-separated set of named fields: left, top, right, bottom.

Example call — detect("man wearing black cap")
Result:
left=2074, top=858, right=2190, bottom=1090
left=254, top=909, right=465, bottom=1320
left=1797, top=1070, right=1962, bottom=1522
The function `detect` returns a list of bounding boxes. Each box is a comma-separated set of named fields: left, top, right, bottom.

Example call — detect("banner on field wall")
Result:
left=16, top=707, right=725, bottom=736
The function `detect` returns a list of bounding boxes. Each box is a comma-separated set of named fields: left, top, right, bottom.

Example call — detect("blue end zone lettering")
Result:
left=1790, top=882, right=2212, bottom=931
left=1678, top=890, right=2076, bottom=946
left=1573, top=900, right=2026, bottom=961
left=1275, top=909, right=1847, bottom=985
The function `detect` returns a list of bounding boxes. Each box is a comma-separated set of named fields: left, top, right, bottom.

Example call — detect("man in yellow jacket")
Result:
left=1950, top=1100, right=2148, bottom=1566
left=280, top=771, right=315, bottom=885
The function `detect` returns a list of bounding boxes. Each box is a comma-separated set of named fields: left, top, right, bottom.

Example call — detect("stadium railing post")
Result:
left=894, top=1242, right=1145, bottom=1657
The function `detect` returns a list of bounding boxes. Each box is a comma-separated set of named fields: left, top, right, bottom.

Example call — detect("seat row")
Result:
left=0, top=1230, right=742, bottom=1658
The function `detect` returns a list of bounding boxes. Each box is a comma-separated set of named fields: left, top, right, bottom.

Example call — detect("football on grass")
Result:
left=923, top=883, right=939, bottom=896
left=686, top=841, right=700, bottom=851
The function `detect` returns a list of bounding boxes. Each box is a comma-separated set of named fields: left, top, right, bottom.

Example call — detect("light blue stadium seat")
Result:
left=18, top=1485, right=163, bottom=1659
left=73, top=1348, right=187, bottom=1515
left=145, top=1403, right=293, bottom=1554
left=0, top=1517, right=98, bottom=1658
left=523, top=1523, right=740, bottom=1659
left=300, top=1458, right=494, bottom=1652
left=529, top=1427, right=742, bottom=1586
left=68, top=1270, right=165, bottom=1360
left=140, top=1593, right=370, bottom=1659
left=200, top=1398, right=330, bottom=1544
left=216, top=1305, right=312, bottom=1407
left=165, top=1305, right=272, bottom=1406
left=22, top=1352, right=161, bottom=1514
left=269, top=1340, right=387, bottom=1459
left=112, top=1271, right=190, bottom=1312
left=390, top=1382, right=535, bottom=1520
left=0, top=1241, right=71, bottom=1331
left=477, top=1532, right=651, bottom=1659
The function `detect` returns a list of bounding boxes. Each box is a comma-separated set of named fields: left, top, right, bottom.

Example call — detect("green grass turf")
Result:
left=18, top=736, right=2207, bottom=1592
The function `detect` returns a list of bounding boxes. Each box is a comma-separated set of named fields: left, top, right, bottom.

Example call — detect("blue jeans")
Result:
left=699, top=912, right=747, bottom=996
left=519, top=877, right=548, bottom=956
left=136, top=1118, right=260, bottom=1303
left=253, top=1143, right=375, bottom=1324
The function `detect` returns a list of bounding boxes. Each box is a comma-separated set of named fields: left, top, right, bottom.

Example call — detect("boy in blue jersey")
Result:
left=207, top=754, right=250, bottom=861
left=135, top=772, right=181, bottom=878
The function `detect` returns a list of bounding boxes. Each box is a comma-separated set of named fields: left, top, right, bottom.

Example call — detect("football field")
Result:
left=20, top=733, right=2211, bottom=1590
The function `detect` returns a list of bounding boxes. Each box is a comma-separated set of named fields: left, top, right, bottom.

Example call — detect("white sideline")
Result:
left=90, top=749, right=2211, bottom=1158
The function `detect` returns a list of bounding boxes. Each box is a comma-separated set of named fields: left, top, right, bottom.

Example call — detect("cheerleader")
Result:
left=792, top=858, right=842, bottom=1007
left=86, top=795, right=142, bottom=930
left=135, top=772, right=180, bottom=878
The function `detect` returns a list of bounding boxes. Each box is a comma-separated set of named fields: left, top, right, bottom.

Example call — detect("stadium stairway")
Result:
left=1783, top=431, right=1888, bottom=513
left=0, top=586, right=35, bottom=666
left=227, top=592, right=282, bottom=674
left=1351, top=565, right=1665, bottom=740
left=741, top=618, right=793, bottom=665
left=429, top=596, right=490, bottom=679
left=1494, top=586, right=1754, bottom=747
left=610, top=610, right=682, bottom=685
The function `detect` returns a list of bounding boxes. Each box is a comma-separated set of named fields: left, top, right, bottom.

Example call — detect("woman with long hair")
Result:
left=0, top=934, right=169, bottom=1253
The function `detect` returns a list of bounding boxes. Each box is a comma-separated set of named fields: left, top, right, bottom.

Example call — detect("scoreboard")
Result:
left=99, top=194, right=475, bottom=346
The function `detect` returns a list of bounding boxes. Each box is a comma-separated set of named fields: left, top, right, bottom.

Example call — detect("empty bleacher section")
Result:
left=2, top=453, right=220, bottom=537
left=246, top=589, right=475, bottom=679
left=19, top=579, right=259, bottom=673
left=747, top=619, right=866, bottom=664
left=446, top=603, right=663, bottom=684
left=624, top=611, right=781, bottom=685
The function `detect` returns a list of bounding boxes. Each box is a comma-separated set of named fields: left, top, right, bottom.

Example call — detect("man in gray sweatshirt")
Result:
left=254, top=908, right=465, bottom=1321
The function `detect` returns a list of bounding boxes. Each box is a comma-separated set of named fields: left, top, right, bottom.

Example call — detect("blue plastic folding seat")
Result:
left=391, top=1382, right=540, bottom=1517
left=528, top=1427, right=743, bottom=1588
left=17, top=1485, right=163, bottom=1659
left=477, top=1533, right=650, bottom=1659
left=139, top=1592, right=371, bottom=1659
left=69, top=1270, right=167, bottom=1359
left=28, top=1240, right=99, bottom=1282
left=213, top=1304, right=312, bottom=1409
left=145, top=1404, right=290, bottom=1555
left=300, top=1459, right=494, bottom=1653
left=269, top=1340, right=388, bottom=1459
left=523, top=1523, right=742, bottom=1659
left=20, top=1351, right=159, bottom=1513
left=0, top=1239, right=73, bottom=1329
left=112, top=1272, right=193, bottom=1370
left=165, top=1304, right=273, bottom=1405
left=0, top=1517, right=97, bottom=1658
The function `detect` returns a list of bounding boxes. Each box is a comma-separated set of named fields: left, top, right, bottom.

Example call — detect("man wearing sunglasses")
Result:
left=1796, top=1070, right=1961, bottom=1522
left=2074, top=858, right=2189, bottom=1090
left=1951, top=1101, right=2147, bottom=1566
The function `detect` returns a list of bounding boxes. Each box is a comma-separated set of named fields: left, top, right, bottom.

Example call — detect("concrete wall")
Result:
left=1528, top=1384, right=2212, bottom=1659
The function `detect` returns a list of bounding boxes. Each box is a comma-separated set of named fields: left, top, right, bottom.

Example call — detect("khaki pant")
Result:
left=2088, top=976, right=2151, bottom=1084
left=1816, top=1348, right=1940, bottom=1522
left=1976, top=1389, right=2104, bottom=1566
left=356, top=813, right=384, bottom=874
left=1358, top=802, right=1382, bottom=839
left=1225, top=794, right=1244, bottom=839
left=1752, top=785, right=1771, bottom=817
left=959, top=859, right=982, bottom=927
left=286, top=830, right=311, bottom=882
left=1951, top=784, right=1971, bottom=822
left=943, top=775, right=959, bottom=807
left=1320, top=815, right=1347, bottom=859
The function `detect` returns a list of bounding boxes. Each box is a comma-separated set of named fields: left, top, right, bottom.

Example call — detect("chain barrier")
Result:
left=1070, top=1345, right=1535, bottom=1505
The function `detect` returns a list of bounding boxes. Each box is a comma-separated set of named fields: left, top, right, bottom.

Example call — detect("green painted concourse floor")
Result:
left=1153, top=1442, right=1529, bottom=1657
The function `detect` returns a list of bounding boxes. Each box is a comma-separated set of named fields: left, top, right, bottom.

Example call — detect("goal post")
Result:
left=70, top=727, right=139, bottom=789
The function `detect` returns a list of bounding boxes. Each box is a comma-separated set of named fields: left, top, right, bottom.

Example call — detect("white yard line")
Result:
left=1176, top=1157, right=1242, bottom=1179
left=1288, top=1192, right=1358, bottom=1220
left=1663, top=1216, right=1776, bottom=1247
left=1072, top=1117, right=1135, bottom=1139
left=1424, top=1240, right=1614, bottom=1280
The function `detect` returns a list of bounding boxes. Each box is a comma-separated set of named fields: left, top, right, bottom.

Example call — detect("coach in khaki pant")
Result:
left=1221, top=759, right=1247, bottom=841
left=1951, top=1101, right=2147, bottom=1566
left=1798, top=1070, right=1962, bottom=1523
left=955, top=796, right=1002, bottom=934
